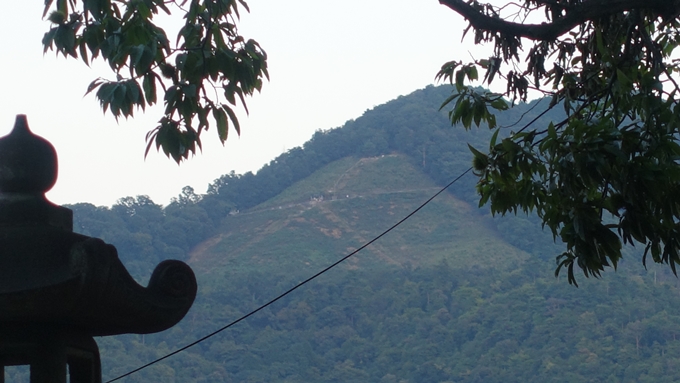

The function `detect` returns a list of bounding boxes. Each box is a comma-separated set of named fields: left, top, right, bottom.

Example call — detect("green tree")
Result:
left=42, top=0, right=267, bottom=163
left=437, top=0, right=680, bottom=283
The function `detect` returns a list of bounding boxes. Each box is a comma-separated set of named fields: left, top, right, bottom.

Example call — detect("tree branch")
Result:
left=439, top=0, right=680, bottom=41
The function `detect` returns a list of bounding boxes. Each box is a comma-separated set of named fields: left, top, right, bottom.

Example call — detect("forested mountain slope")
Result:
left=189, top=154, right=527, bottom=277
left=24, top=85, right=680, bottom=383
left=68, top=85, right=559, bottom=277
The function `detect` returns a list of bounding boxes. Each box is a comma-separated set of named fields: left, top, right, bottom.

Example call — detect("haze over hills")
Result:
left=26, top=85, right=680, bottom=383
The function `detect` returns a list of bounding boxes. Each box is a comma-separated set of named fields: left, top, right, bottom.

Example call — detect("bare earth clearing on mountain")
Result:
left=188, top=154, right=528, bottom=277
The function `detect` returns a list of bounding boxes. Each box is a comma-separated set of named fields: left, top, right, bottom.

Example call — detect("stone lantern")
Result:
left=0, top=115, right=197, bottom=383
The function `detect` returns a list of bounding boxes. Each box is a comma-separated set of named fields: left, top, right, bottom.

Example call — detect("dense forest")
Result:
left=8, top=85, right=680, bottom=383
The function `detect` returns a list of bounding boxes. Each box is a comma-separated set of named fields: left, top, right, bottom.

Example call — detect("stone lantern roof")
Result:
left=0, top=115, right=197, bottom=383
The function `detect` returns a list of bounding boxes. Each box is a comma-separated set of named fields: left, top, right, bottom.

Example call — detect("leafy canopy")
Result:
left=437, top=0, right=680, bottom=284
left=42, top=0, right=268, bottom=163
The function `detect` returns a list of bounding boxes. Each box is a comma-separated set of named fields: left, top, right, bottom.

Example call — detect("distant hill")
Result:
left=69, top=84, right=561, bottom=278
left=52, top=85, right=680, bottom=383
left=189, top=154, right=528, bottom=278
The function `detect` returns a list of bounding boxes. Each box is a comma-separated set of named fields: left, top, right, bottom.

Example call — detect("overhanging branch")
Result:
left=439, top=0, right=680, bottom=41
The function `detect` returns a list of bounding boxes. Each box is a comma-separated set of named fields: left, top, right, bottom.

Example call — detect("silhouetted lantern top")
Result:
left=0, top=115, right=197, bottom=336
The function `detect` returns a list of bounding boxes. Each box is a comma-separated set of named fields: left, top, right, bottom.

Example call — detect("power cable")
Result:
left=500, top=98, right=545, bottom=130
left=105, top=166, right=473, bottom=383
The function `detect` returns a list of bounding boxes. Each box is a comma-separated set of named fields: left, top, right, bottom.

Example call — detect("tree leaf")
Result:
left=213, top=107, right=228, bottom=142
left=143, top=73, right=157, bottom=105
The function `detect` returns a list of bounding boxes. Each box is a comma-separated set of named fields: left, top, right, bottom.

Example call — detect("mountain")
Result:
left=32, top=85, right=680, bottom=383
left=189, top=154, right=527, bottom=277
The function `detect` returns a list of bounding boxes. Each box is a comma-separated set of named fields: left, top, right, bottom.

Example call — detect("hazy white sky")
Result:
left=1, top=1, right=481, bottom=207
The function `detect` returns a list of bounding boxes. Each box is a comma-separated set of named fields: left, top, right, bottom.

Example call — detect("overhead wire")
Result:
left=105, top=166, right=473, bottom=383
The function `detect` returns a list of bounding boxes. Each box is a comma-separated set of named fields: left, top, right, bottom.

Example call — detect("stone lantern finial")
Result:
left=0, top=116, right=72, bottom=230
left=0, top=115, right=58, bottom=195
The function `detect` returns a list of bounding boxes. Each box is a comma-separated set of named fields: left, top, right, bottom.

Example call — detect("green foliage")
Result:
left=438, top=0, right=680, bottom=283
left=42, top=0, right=268, bottom=162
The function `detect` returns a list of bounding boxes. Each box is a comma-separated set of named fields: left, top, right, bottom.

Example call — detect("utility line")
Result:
left=500, top=98, right=545, bottom=130
left=105, top=166, right=473, bottom=383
